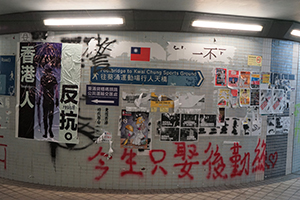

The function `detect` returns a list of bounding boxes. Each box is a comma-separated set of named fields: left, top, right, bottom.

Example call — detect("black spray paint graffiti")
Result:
left=49, top=94, right=99, bottom=169
left=60, top=34, right=117, bottom=72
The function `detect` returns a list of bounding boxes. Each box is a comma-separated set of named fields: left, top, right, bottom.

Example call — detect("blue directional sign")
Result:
left=86, top=85, right=119, bottom=106
left=91, top=67, right=204, bottom=87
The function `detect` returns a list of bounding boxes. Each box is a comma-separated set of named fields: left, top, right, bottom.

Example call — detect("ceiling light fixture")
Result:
left=192, top=20, right=263, bottom=32
left=291, top=29, right=300, bottom=37
left=44, top=17, right=124, bottom=26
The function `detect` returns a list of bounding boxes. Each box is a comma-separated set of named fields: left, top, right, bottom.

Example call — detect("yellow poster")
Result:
left=248, top=55, right=262, bottom=67
left=150, top=92, right=174, bottom=113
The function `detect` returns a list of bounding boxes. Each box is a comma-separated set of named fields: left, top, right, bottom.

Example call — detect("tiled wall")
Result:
left=0, top=31, right=298, bottom=189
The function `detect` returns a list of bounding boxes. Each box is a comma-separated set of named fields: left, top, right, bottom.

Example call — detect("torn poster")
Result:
left=228, top=70, right=239, bottom=88
left=177, top=93, right=205, bottom=108
left=239, top=71, right=251, bottom=88
left=217, top=107, right=225, bottom=126
left=215, top=68, right=227, bottom=87
left=17, top=42, right=81, bottom=143
left=239, top=89, right=250, bottom=107
left=120, top=110, right=149, bottom=149
left=218, top=88, right=230, bottom=107
left=260, top=89, right=272, bottom=114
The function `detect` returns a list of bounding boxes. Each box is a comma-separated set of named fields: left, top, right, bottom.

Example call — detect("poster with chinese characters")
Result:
left=17, top=42, right=81, bottom=143
left=120, top=110, right=149, bottom=149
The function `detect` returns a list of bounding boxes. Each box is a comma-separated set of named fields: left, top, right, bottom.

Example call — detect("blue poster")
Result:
left=0, top=56, right=15, bottom=95
left=86, top=85, right=119, bottom=106
left=90, top=67, right=204, bottom=87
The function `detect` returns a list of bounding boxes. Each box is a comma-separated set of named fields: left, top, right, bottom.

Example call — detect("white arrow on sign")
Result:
left=197, top=71, right=204, bottom=86
left=91, top=99, right=114, bottom=104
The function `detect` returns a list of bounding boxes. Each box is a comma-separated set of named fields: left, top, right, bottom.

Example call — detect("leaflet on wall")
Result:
left=251, top=112, right=261, bottom=136
left=218, top=88, right=230, bottom=107
left=218, top=117, right=229, bottom=135
left=239, top=71, right=251, bottom=88
left=228, top=70, right=239, bottom=88
left=158, top=113, right=198, bottom=141
left=241, top=117, right=251, bottom=136
left=230, top=89, right=239, bottom=108
left=227, top=117, right=241, bottom=136
left=0, top=55, right=15, bottom=96
left=199, top=114, right=217, bottom=135
left=281, top=116, right=290, bottom=134
left=250, top=89, right=260, bottom=107
left=267, top=117, right=275, bottom=135
left=239, top=89, right=250, bottom=107
left=272, top=89, right=285, bottom=113
left=215, top=68, right=227, bottom=87
left=261, top=72, right=271, bottom=89
left=120, top=110, right=149, bottom=149
left=150, top=92, right=174, bottom=113
left=250, top=72, right=260, bottom=89
left=17, top=42, right=81, bottom=143
left=260, top=89, right=272, bottom=114
left=271, top=73, right=281, bottom=88
left=275, top=116, right=284, bottom=134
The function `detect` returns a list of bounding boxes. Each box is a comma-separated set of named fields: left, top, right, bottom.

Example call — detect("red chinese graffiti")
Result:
left=0, top=135, right=6, bottom=170
left=121, top=148, right=143, bottom=177
left=229, top=142, right=250, bottom=178
left=252, top=138, right=266, bottom=173
left=173, top=142, right=199, bottom=180
left=149, top=149, right=167, bottom=175
left=88, top=146, right=111, bottom=181
left=202, top=142, right=228, bottom=180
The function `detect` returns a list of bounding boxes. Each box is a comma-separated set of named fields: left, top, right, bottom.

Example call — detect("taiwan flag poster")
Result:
left=131, top=47, right=150, bottom=61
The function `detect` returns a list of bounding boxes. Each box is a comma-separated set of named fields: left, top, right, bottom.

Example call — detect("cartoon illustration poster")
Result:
left=239, top=71, right=251, bottom=88
left=239, top=89, right=250, bottom=106
left=215, top=68, right=227, bottom=87
left=120, top=110, right=149, bottom=149
left=228, top=70, right=239, bottom=88
left=250, top=72, right=260, bottom=89
left=260, top=89, right=272, bottom=114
